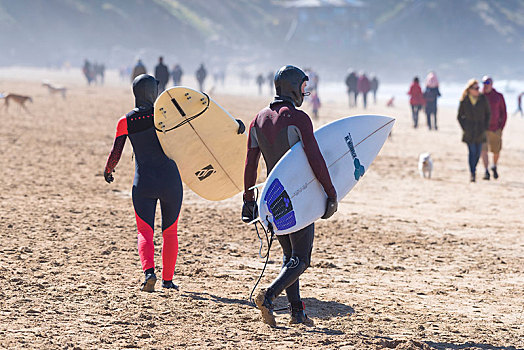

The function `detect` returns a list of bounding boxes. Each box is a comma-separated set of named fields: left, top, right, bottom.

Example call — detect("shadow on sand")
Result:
left=424, top=341, right=521, bottom=350
left=182, top=291, right=353, bottom=335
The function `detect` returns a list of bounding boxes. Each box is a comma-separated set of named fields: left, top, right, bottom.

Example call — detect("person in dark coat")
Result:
left=424, top=71, right=441, bottom=130
left=370, top=75, right=379, bottom=104
left=457, top=79, right=491, bottom=182
left=154, top=56, right=169, bottom=92
left=195, top=64, right=207, bottom=91
left=171, top=64, right=183, bottom=86
left=345, top=69, right=358, bottom=107
left=131, top=59, right=147, bottom=82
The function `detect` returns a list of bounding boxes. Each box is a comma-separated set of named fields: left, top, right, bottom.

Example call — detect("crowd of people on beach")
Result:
left=344, top=70, right=379, bottom=109
left=82, top=59, right=105, bottom=85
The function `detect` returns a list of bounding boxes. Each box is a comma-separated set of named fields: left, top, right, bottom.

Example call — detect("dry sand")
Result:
left=0, top=72, right=523, bottom=350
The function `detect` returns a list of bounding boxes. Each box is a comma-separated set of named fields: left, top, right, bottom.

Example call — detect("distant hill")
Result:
left=0, top=0, right=522, bottom=82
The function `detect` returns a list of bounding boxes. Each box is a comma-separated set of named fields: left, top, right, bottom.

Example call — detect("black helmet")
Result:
left=274, top=65, right=309, bottom=107
left=132, top=74, right=158, bottom=109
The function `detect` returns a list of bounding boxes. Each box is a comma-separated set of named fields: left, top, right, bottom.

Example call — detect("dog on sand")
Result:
left=42, top=81, right=67, bottom=99
left=1, top=93, right=33, bottom=112
left=418, top=152, right=433, bottom=178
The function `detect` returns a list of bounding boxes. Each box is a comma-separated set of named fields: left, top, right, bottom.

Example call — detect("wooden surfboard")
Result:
left=154, top=86, right=248, bottom=201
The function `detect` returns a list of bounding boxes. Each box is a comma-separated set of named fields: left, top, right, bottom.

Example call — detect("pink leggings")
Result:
left=135, top=213, right=179, bottom=281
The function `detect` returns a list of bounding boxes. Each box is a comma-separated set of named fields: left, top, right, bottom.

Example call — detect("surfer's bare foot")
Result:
left=254, top=290, right=276, bottom=327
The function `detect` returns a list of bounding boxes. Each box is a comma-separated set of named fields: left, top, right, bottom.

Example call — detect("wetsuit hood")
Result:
left=133, top=74, right=158, bottom=109
left=274, top=65, right=309, bottom=107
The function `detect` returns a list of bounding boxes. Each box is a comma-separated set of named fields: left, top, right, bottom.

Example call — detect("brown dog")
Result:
left=1, top=93, right=33, bottom=112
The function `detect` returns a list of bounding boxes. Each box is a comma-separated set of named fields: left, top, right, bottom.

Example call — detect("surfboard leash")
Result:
left=248, top=186, right=275, bottom=307
left=248, top=220, right=274, bottom=307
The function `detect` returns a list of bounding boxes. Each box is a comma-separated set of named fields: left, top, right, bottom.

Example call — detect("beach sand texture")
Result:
left=0, top=73, right=523, bottom=349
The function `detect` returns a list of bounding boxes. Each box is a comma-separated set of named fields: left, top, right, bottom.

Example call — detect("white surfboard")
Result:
left=257, top=115, right=395, bottom=235
left=154, top=86, right=248, bottom=201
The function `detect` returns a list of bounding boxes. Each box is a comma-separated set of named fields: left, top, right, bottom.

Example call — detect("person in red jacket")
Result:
left=480, top=76, right=506, bottom=180
left=357, top=72, right=371, bottom=109
left=407, top=77, right=426, bottom=128
left=242, top=65, right=337, bottom=327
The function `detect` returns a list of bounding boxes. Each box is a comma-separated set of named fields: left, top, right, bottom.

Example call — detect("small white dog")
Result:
left=418, top=152, right=433, bottom=178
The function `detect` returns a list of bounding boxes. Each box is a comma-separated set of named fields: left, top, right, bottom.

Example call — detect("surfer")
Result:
left=242, top=65, right=338, bottom=327
left=104, top=74, right=183, bottom=292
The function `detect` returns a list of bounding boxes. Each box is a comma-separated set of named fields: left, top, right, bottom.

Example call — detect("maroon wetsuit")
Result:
left=244, top=100, right=335, bottom=200
left=243, top=99, right=336, bottom=306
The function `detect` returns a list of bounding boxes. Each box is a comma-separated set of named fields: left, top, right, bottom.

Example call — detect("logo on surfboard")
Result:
left=344, top=133, right=365, bottom=180
left=195, top=164, right=216, bottom=181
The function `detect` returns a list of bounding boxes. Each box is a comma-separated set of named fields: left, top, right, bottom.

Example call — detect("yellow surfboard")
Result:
left=154, top=86, right=248, bottom=201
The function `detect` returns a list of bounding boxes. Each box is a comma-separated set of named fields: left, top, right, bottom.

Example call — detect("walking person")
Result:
left=370, top=75, right=379, bottom=105
left=457, top=79, right=491, bottom=182
left=154, top=56, right=170, bottom=93
left=256, top=74, right=264, bottom=95
left=242, top=65, right=337, bottom=327
left=104, top=74, right=183, bottom=291
left=131, top=59, right=147, bottom=82
left=408, top=77, right=425, bottom=128
left=345, top=69, right=358, bottom=107
left=310, top=90, right=321, bottom=120
left=195, top=63, right=207, bottom=92
left=357, top=72, right=371, bottom=109
left=480, top=76, right=507, bottom=180
left=424, top=71, right=441, bottom=130
left=171, top=64, right=183, bottom=86
left=513, top=92, right=523, bottom=117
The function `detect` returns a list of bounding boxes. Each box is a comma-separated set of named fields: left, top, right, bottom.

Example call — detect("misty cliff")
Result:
left=0, top=0, right=522, bottom=81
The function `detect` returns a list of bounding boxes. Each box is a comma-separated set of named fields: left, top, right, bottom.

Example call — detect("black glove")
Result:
left=321, top=196, right=337, bottom=219
left=241, top=200, right=258, bottom=223
left=104, top=170, right=114, bottom=183
left=235, top=119, right=245, bottom=134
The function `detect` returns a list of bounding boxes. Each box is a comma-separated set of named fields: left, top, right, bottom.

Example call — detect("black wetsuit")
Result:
left=244, top=99, right=336, bottom=305
left=105, top=75, right=183, bottom=281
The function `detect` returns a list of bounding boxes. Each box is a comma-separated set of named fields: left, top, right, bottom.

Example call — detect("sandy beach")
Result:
left=0, top=71, right=523, bottom=350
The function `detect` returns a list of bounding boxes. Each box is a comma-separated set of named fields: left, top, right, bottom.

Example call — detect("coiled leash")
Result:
left=248, top=187, right=275, bottom=307
left=246, top=189, right=290, bottom=312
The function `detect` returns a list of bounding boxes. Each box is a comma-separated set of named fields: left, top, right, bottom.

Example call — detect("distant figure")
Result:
left=82, top=59, right=95, bottom=85
left=424, top=71, right=441, bottom=130
left=386, top=96, right=395, bottom=107
left=514, top=92, right=523, bottom=117
left=345, top=69, right=358, bottom=107
left=408, top=77, right=426, bottom=128
left=480, top=76, right=506, bottom=181
left=305, top=68, right=319, bottom=92
left=310, top=90, right=321, bottom=120
left=267, top=71, right=274, bottom=94
left=195, top=63, right=207, bottom=91
left=98, top=63, right=105, bottom=85
left=357, top=73, right=371, bottom=109
left=155, top=56, right=170, bottom=92
left=370, top=75, right=379, bottom=104
left=256, top=74, right=265, bottom=95
left=457, top=79, right=491, bottom=182
left=171, top=64, right=183, bottom=86
left=131, top=59, right=147, bottom=82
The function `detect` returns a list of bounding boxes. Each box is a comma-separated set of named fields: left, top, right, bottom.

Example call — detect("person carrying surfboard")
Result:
left=104, top=74, right=183, bottom=292
left=242, top=65, right=338, bottom=327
